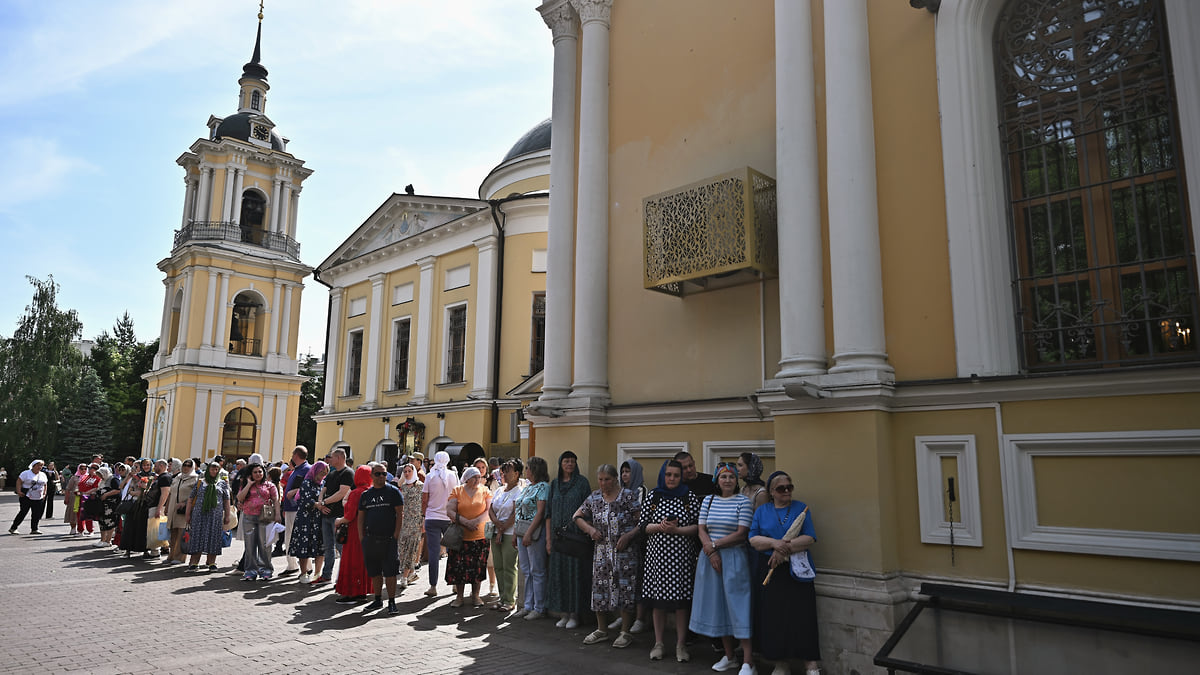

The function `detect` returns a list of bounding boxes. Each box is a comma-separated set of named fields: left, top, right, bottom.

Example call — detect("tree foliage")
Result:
left=88, top=312, right=157, bottom=457
left=296, top=353, right=323, bottom=452
left=0, top=276, right=84, bottom=472
left=59, top=365, right=113, bottom=466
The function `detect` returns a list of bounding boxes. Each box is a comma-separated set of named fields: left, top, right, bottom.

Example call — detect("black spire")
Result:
left=241, top=12, right=268, bottom=81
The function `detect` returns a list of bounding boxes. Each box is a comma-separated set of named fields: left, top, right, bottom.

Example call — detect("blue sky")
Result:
left=0, top=0, right=551, bottom=358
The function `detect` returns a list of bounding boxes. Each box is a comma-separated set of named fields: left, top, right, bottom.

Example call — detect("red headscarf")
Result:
left=343, top=464, right=374, bottom=523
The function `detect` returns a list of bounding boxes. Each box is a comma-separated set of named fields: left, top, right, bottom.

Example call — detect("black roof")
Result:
left=214, top=112, right=284, bottom=151
left=501, top=118, right=551, bottom=163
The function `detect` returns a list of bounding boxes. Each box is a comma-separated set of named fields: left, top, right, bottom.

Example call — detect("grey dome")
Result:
left=501, top=118, right=551, bottom=163
left=214, top=112, right=284, bottom=151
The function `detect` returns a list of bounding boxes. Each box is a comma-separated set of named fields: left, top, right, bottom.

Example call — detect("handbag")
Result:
left=514, top=518, right=543, bottom=541
left=484, top=521, right=496, bottom=540
left=441, top=522, right=465, bottom=551
left=83, top=497, right=104, bottom=519
left=115, top=497, right=138, bottom=516
left=553, top=526, right=593, bottom=559
left=335, top=522, right=349, bottom=545
left=261, top=499, right=277, bottom=522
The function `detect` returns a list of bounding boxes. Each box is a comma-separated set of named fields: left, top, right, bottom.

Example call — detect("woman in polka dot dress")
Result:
left=638, top=459, right=701, bottom=663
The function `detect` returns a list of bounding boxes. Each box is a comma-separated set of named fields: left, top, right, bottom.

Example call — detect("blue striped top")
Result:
left=698, top=493, right=753, bottom=539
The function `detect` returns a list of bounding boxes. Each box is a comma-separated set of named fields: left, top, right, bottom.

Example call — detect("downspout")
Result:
left=312, top=268, right=333, bottom=415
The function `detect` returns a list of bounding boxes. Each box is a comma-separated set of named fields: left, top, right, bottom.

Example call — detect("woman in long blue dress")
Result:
left=185, top=462, right=232, bottom=572
left=287, top=460, right=327, bottom=583
left=545, top=451, right=592, bottom=629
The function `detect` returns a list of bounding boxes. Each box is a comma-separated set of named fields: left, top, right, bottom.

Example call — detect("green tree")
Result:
left=0, top=276, right=84, bottom=472
left=88, top=313, right=157, bottom=456
left=58, top=365, right=113, bottom=467
left=296, top=353, right=323, bottom=451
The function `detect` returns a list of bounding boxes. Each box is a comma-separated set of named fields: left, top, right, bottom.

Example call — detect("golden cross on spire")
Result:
left=258, top=1, right=264, bottom=22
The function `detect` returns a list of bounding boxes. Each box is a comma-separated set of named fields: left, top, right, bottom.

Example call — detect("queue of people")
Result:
left=9, top=447, right=822, bottom=675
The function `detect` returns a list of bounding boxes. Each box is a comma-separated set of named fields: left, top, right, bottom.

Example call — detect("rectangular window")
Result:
left=392, top=318, right=410, bottom=391
left=445, top=264, right=470, bottom=291
left=345, top=329, right=363, bottom=396
left=348, top=297, right=367, bottom=317
left=392, top=282, right=414, bottom=305
left=530, top=292, right=546, bottom=374
left=445, top=305, right=467, bottom=382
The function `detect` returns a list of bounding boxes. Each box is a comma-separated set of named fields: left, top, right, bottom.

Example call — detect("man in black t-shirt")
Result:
left=359, top=465, right=404, bottom=615
left=675, top=451, right=715, bottom=496
left=314, top=448, right=355, bottom=583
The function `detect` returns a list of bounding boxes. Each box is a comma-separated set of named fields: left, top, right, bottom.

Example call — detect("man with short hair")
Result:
left=674, top=451, right=715, bottom=497
left=314, top=448, right=355, bottom=584
left=280, top=446, right=310, bottom=576
left=359, top=463, right=405, bottom=615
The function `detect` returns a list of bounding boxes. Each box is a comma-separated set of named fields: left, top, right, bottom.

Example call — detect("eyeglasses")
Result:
left=773, top=484, right=795, bottom=493
left=372, top=471, right=387, bottom=476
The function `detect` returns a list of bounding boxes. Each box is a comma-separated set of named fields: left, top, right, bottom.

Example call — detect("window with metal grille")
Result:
left=446, top=305, right=467, bottom=382
left=346, top=329, right=363, bottom=396
left=530, top=292, right=546, bottom=375
left=996, top=0, right=1197, bottom=370
left=392, top=318, right=410, bottom=391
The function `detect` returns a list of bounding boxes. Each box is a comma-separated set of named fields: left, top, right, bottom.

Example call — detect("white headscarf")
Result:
left=461, top=466, right=481, bottom=483
left=428, top=451, right=456, bottom=489
left=28, top=459, right=44, bottom=471
left=402, top=464, right=418, bottom=485
left=248, top=453, right=264, bottom=466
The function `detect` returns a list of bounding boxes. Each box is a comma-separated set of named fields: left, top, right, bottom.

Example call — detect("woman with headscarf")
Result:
left=420, top=450, right=459, bottom=597
left=76, top=464, right=104, bottom=537
left=737, top=452, right=769, bottom=511
left=612, top=459, right=649, bottom=634
left=333, top=464, right=374, bottom=603
left=95, top=466, right=123, bottom=548
left=62, top=464, right=85, bottom=535
left=475, top=457, right=500, bottom=602
left=10, top=460, right=49, bottom=535
left=122, top=458, right=156, bottom=558
left=184, top=461, right=233, bottom=572
left=514, top=455, right=550, bottom=620
left=165, top=459, right=199, bottom=564
left=575, top=463, right=641, bottom=649
left=397, top=462, right=424, bottom=587
left=288, top=460, right=327, bottom=583
left=639, top=459, right=701, bottom=663
left=749, top=471, right=821, bottom=675
left=445, top=466, right=492, bottom=608
left=621, top=459, right=648, bottom=504
left=545, top=450, right=592, bottom=629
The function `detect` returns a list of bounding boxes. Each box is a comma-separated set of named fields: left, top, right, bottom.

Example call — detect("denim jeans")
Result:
left=517, top=535, right=548, bottom=612
left=242, top=513, right=274, bottom=575
left=424, top=519, right=450, bottom=587
left=320, top=515, right=339, bottom=579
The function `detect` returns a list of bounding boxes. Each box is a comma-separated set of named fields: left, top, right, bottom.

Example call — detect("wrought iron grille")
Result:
left=174, top=221, right=301, bottom=259
left=446, top=306, right=467, bottom=383
left=392, top=318, right=410, bottom=391
left=996, top=0, right=1197, bottom=370
left=643, top=167, right=778, bottom=296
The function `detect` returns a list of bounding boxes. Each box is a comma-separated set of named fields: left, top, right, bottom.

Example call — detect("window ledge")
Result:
left=434, top=380, right=467, bottom=389
left=382, top=388, right=410, bottom=396
left=338, top=394, right=363, bottom=401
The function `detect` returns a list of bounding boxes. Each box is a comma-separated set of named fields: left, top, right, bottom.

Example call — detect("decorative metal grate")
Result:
left=643, top=167, right=777, bottom=296
left=174, top=220, right=301, bottom=259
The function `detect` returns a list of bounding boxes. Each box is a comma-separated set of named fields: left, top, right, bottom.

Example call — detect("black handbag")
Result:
left=115, top=497, right=138, bottom=516
left=553, top=526, right=594, bottom=559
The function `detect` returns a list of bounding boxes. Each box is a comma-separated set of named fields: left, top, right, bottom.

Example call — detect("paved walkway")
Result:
left=0, top=493, right=726, bottom=675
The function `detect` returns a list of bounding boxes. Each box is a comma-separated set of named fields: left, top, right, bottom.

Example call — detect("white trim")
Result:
left=915, top=435, right=983, bottom=548
left=531, top=248, right=547, bottom=273
left=478, top=149, right=551, bottom=200
left=392, top=282, right=414, bottom=305
left=701, top=440, right=775, bottom=475
left=388, top=315, right=412, bottom=392
left=444, top=264, right=470, bottom=291
left=441, top=301, right=468, bottom=384
left=344, top=327, right=365, bottom=397
left=347, top=296, right=367, bottom=317
left=615, top=441, right=689, bottom=472
left=1001, top=430, right=1200, bottom=562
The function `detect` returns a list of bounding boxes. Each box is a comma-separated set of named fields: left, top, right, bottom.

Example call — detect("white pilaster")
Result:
left=568, top=0, right=612, bottom=405
left=206, top=390, right=223, bottom=459
left=270, top=178, right=283, bottom=233
left=274, top=394, right=288, bottom=460
left=201, top=269, right=218, bottom=354
left=362, top=273, right=387, bottom=409
left=232, top=168, right=245, bottom=224
left=471, top=235, right=499, bottom=398
left=190, top=389, right=208, bottom=457
left=261, top=394, right=275, bottom=461
left=181, top=177, right=197, bottom=229
left=538, top=0, right=579, bottom=402
left=268, top=280, right=282, bottom=355
left=281, top=284, right=294, bottom=361
left=175, top=269, right=195, bottom=358
left=157, top=279, right=174, bottom=362
left=824, top=0, right=892, bottom=376
left=322, top=289, right=344, bottom=411
left=197, top=166, right=213, bottom=222
left=278, top=184, right=291, bottom=236
left=774, top=0, right=827, bottom=379
left=411, top=257, right=437, bottom=405
left=288, top=188, right=300, bottom=239
left=214, top=273, right=230, bottom=366
left=222, top=165, right=237, bottom=222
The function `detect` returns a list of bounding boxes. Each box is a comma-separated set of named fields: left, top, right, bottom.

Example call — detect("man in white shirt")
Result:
left=10, top=459, right=49, bottom=535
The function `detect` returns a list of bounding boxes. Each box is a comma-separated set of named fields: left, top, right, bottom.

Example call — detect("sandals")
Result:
left=449, top=598, right=464, bottom=608
left=472, top=598, right=485, bottom=608
left=583, top=630, right=610, bottom=645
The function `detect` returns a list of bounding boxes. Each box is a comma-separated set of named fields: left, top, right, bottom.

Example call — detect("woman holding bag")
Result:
left=185, top=462, right=233, bottom=572
left=236, top=463, right=279, bottom=581
left=445, top=466, right=492, bottom=608
left=396, top=462, right=424, bottom=587
left=545, top=450, right=591, bottom=629
left=288, top=461, right=328, bottom=583
left=165, top=459, right=199, bottom=564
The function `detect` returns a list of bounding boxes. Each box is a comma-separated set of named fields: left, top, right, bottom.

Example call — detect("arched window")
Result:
left=222, top=407, right=257, bottom=461
left=251, top=90, right=262, bottom=111
left=229, top=291, right=266, bottom=356
left=239, top=190, right=266, bottom=245
left=996, top=0, right=1198, bottom=369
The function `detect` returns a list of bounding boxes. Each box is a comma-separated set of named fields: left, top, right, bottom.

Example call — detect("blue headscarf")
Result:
left=651, top=459, right=689, bottom=499
left=620, top=459, right=645, bottom=492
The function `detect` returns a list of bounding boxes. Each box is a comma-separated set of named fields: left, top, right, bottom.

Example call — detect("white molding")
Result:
left=915, top=435, right=983, bottom=548
left=441, top=300, right=469, bottom=384
left=444, top=264, right=470, bottom=291
left=478, top=149, right=550, bottom=200
left=701, top=440, right=774, bottom=475
left=1001, top=430, right=1200, bottom=561
left=392, top=282, right=414, bottom=305
left=615, top=441, right=689, bottom=473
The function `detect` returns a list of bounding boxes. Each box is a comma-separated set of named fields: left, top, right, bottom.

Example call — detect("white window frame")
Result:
left=347, top=296, right=367, bottom=317
left=1001, top=429, right=1200, bottom=562
left=531, top=248, right=547, bottom=273
left=915, top=435, right=983, bottom=548
left=344, top=327, right=364, bottom=397
left=616, top=442, right=689, bottom=475
left=441, top=301, right=468, bottom=383
left=701, top=440, right=774, bottom=475
left=388, top=316, right=412, bottom=392
left=444, top=264, right=470, bottom=291
left=392, top=282, right=414, bottom=306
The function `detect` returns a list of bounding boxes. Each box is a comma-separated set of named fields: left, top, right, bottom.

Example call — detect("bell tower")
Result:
left=142, top=7, right=313, bottom=463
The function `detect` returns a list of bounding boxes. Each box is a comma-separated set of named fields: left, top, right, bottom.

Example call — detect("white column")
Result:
left=222, top=165, right=236, bottom=222
left=278, top=184, right=291, bottom=237
left=362, top=273, right=387, bottom=408
left=190, top=389, right=208, bottom=457
left=824, top=0, right=892, bottom=375
left=280, top=284, right=294, bottom=360
left=176, top=269, right=195, bottom=355
left=322, top=289, right=344, bottom=410
left=268, top=280, right=283, bottom=355
left=201, top=269, right=218, bottom=348
left=774, top=0, right=827, bottom=379
left=260, top=394, right=276, bottom=462
left=181, top=177, right=197, bottom=229
left=197, top=166, right=213, bottom=222
left=157, top=279, right=174, bottom=358
left=274, top=394, right=288, bottom=459
left=215, top=273, right=230, bottom=354
left=568, top=0, right=612, bottom=405
left=471, top=235, right=499, bottom=398
left=270, top=178, right=283, bottom=233
left=538, top=0, right=579, bottom=402
left=411, top=257, right=437, bottom=405
left=232, top=168, right=245, bottom=224
left=288, top=188, right=300, bottom=239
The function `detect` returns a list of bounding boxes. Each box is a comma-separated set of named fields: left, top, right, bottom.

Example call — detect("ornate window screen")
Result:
left=643, top=167, right=777, bottom=296
left=996, top=0, right=1198, bottom=370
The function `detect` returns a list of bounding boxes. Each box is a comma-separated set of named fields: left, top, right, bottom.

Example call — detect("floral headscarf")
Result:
left=742, top=452, right=765, bottom=487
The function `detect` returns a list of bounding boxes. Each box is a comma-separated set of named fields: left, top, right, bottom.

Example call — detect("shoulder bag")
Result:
left=553, top=525, right=593, bottom=559
left=514, top=518, right=543, bottom=541
left=260, top=485, right=278, bottom=522
left=442, top=522, right=465, bottom=551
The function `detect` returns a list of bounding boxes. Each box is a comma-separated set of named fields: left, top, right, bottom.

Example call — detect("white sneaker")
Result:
left=297, top=573, right=312, bottom=584
left=771, top=663, right=791, bottom=675
left=92, top=540, right=108, bottom=548
left=738, top=665, right=757, bottom=675
left=713, top=656, right=738, bottom=672
left=607, top=616, right=623, bottom=630
left=629, top=619, right=646, bottom=634
left=524, top=610, right=544, bottom=621
left=564, top=617, right=579, bottom=629
left=555, top=616, right=569, bottom=628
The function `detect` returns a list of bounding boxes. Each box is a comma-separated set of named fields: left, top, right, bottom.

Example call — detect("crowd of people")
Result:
left=8, top=447, right=821, bottom=675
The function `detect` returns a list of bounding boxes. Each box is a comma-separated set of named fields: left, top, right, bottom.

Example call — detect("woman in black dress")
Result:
left=122, top=458, right=156, bottom=558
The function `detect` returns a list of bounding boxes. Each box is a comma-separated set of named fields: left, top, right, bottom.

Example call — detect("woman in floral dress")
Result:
left=184, top=462, right=232, bottom=572
left=575, top=464, right=641, bottom=649
left=397, top=462, right=424, bottom=586
left=288, top=461, right=327, bottom=583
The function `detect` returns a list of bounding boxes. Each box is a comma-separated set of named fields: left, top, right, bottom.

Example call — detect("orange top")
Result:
left=450, top=484, right=491, bottom=541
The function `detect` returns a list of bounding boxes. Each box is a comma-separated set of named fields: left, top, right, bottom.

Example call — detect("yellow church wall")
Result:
left=429, top=247, right=478, bottom=403
left=1001, top=393, right=1200, bottom=434
left=1014, top=550, right=1199, bottom=603
left=607, top=0, right=778, bottom=404
left=497, top=231, right=548, bottom=394
left=379, top=267, right=422, bottom=405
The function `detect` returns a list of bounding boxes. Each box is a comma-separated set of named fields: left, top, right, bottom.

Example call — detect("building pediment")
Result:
left=318, top=194, right=487, bottom=271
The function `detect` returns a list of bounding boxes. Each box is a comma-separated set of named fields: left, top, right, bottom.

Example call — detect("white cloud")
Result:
left=0, top=137, right=95, bottom=210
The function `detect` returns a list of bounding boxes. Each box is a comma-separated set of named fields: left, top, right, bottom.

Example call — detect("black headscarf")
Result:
left=555, top=450, right=578, bottom=484
left=651, top=459, right=690, bottom=499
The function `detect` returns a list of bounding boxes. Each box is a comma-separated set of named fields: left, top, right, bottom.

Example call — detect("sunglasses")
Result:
left=372, top=471, right=387, bottom=476
left=773, top=484, right=795, bottom=493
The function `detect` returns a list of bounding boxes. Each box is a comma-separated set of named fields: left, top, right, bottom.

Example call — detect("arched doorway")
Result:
left=221, top=407, right=256, bottom=461
left=374, top=439, right=399, bottom=473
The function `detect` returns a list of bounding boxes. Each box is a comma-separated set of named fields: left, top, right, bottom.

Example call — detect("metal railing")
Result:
left=174, top=221, right=300, bottom=259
